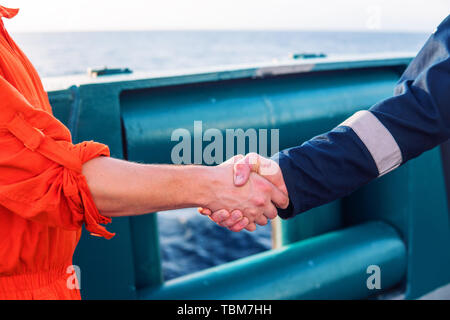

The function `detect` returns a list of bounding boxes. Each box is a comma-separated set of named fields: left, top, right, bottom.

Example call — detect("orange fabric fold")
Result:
left=0, top=6, right=18, bottom=19
left=0, top=5, right=114, bottom=299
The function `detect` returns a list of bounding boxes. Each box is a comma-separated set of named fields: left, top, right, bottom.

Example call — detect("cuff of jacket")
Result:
left=271, top=150, right=305, bottom=219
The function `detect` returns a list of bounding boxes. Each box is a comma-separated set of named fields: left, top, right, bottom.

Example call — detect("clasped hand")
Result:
left=199, top=153, right=289, bottom=232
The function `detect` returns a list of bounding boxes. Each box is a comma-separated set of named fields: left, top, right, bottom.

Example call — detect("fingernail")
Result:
left=235, top=174, right=244, bottom=184
left=232, top=211, right=242, bottom=220
left=219, top=212, right=228, bottom=220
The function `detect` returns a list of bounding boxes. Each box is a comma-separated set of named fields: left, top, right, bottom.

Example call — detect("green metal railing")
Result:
left=140, top=222, right=406, bottom=300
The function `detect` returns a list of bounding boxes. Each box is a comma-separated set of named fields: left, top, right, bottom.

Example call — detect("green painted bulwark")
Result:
left=140, top=222, right=406, bottom=300
left=45, top=55, right=449, bottom=300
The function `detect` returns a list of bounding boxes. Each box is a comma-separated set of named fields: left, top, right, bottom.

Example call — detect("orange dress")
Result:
left=0, top=6, right=115, bottom=300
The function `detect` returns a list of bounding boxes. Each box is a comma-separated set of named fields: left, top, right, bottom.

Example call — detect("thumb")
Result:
left=233, top=153, right=261, bottom=186
left=251, top=155, right=288, bottom=196
left=234, top=161, right=251, bottom=186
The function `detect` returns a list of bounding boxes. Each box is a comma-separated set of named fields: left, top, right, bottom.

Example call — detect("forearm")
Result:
left=82, top=156, right=214, bottom=217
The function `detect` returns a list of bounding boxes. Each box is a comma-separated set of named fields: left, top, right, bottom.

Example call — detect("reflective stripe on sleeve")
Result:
left=339, top=110, right=403, bottom=176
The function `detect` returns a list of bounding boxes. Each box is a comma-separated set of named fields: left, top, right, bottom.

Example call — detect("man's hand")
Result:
left=199, top=153, right=289, bottom=232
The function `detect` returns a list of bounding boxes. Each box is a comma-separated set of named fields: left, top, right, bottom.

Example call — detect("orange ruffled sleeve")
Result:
left=0, top=76, right=115, bottom=239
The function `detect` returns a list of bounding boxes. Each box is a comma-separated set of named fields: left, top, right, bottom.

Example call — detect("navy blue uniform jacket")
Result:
left=275, top=15, right=450, bottom=219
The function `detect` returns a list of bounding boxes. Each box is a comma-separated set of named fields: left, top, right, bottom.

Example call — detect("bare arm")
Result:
left=82, top=156, right=288, bottom=219
left=82, top=157, right=212, bottom=217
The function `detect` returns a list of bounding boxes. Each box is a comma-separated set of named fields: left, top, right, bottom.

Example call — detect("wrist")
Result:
left=181, top=165, right=222, bottom=208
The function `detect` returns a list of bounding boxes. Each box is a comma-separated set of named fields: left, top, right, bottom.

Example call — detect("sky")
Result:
left=1, top=0, right=449, bottom=33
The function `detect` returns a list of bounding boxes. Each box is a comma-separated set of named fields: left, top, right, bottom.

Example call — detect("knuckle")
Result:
left=230, top=226, right=240, bottom=232
left=210, top=213, right=220, bottom=222
left=212, top=210, right=225, bottom=221
left=246, top=208, right=259, bottom=219
left=266, top=210, right=277, bottom=220
left=257, top=218, right=268, bottom=226
left=231, top=221, right=246, bottom=232
left=220, top=219, right=232, bottom=227
left=276, top=195, right=289, bottom=209
left=271, top=209, right=278, bottom=219
left=253, top=197, right=266, bottom=207
left=246, top=152, right=259, bottom=164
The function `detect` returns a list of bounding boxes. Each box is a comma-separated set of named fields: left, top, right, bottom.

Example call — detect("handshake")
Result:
left=198, top=153, right=289, bottom=232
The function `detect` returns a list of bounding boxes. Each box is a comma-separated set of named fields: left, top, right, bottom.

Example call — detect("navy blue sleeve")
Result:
left=273, top=127, right=379, bottom=219
left=274, top=15, right=450, bottom=219
left=371, top=15, right=450, bottom=162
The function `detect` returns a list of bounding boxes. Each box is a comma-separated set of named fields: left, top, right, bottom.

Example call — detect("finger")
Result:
left=230, top=217, right=249, bottom=232
left=209, top=209, right=231, bottom=223
left=270, top=183, right=290, bottom=209
left=198, top=207, right=212, bottom=216
left=220, top=210, right=243, bottom=227
left=245, top=222, right=257, bottom=232
left=255, top=215, right=268, bottom=226
left=263, top=204, right=278, bottom=220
